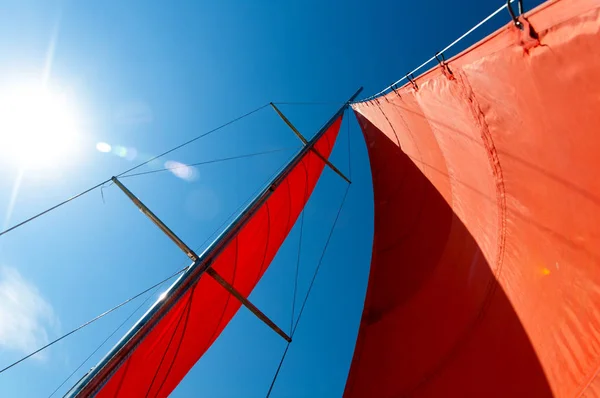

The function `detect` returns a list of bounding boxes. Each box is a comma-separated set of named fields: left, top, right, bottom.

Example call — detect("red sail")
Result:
left=88, top=116, right=342, bottom=397
left=346, top=0, right=600, bottom=397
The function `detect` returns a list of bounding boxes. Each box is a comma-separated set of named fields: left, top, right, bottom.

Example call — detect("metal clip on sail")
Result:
left=406, top=73, right=418, bottom=90
left=507, top=0, right=524, bottom=29
left=435, top=51, right=453, bottom=77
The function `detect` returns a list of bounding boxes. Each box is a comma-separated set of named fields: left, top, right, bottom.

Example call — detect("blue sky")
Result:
left=0, top=0, right=544, bottom=397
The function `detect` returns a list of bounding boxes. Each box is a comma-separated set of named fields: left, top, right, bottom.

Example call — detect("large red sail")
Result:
left=83, top=116, right=343, bottom=397
left=346, top=0, right=600, bottom=397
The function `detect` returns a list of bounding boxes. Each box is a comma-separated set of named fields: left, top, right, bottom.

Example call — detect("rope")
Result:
left=0, top=266, right=190, bottom=376
left=358, top=0, right=516, bottom=102
left=265, top=184, right=350, bottom=398
left=120, top=147, right=297, bottom=179
left=0, top=103, right=270, bottom=239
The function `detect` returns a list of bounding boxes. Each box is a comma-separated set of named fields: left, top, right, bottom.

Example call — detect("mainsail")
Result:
left=345, top=0, right=600, bottom=397
left=68, top=109, right=348, bottom=396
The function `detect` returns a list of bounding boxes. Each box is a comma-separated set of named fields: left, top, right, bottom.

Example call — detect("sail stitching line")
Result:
left=404, top=72, right=508, bottom=396
left=266, top=184, right=351, bottom=398
left=145, top=286, right=196, bottom=398
left=154, top=285, right=196, bottom=397
left=144, top=287, right=194, bottom=398
left=374, top=100, right=401, bottom=147
left=252, top=149, right=301, bottom=288
left=254, top=202, right=272, bottom=287
left=112, top=355, right=132, bottom=397
left=200, top=237, right=241, bottom=358
left=284, top=178, right=294, bottom=240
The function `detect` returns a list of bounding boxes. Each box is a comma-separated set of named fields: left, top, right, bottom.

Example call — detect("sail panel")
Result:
left=346, top=0, right=600, bottom=397
left=89, top=116, right=342, bottom=397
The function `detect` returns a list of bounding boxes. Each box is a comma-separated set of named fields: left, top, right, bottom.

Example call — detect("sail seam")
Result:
left=405, top=71, right=508, bottom=396
left=144, top=290, right=193, bottom=398
left=154, top=285, right=196, bottom=397
left=374, top=100, right=401, bottom=147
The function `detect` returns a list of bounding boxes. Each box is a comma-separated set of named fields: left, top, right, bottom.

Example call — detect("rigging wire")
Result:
left=47, top=242, right=199, bottom=398
left=120, top=147, right=298, bottom=179
left=47, top=290, right=158, bottom=398
left=346, top=110, right=352, bottom=180
left=290, top=209, right=305, bottom=335
left=358, top=0, right=517, bottom=102
left=46, top=149, right=301, bottom=396
left=116, top=103, right=270, bottom=178
left=0, top=266, right=190, bottom=377
left=290, top=163, right=309, bottom=335
left=0, top=103, right=270, bottom=239
left=265, top=184, right=351, bottom=398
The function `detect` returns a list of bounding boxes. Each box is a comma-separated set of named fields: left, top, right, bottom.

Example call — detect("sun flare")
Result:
left=0, top=83, right=80, bottom=169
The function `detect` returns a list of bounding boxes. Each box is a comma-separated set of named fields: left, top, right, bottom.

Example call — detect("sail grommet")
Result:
left=507, top=0, right=524, bottom=30
left=391, top=84, right=401, bottom=98
left=406, top=73, right=418, bottom=91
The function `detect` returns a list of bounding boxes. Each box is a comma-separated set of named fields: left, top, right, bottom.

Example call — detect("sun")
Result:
left=0, top=83, right=80, bottom=170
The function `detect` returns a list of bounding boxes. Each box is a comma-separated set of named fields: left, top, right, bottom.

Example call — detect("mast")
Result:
left=68, top=87, right=362, bottom=397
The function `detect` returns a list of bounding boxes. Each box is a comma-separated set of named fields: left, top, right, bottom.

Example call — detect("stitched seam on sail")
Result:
left=154, top=285, right=196, bottom=397
left=399, top=69, right=507, bottom=397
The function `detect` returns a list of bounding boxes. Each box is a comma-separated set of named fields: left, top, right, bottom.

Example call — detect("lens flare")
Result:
left=113, top=146, right=128, bottom=158
left=165, top=160, right=197, bottom=181
left=96, top=142, right=112, bottom=153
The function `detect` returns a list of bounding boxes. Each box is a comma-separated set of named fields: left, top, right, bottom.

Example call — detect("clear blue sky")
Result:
left=0, top=0, right=543, bottom=397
